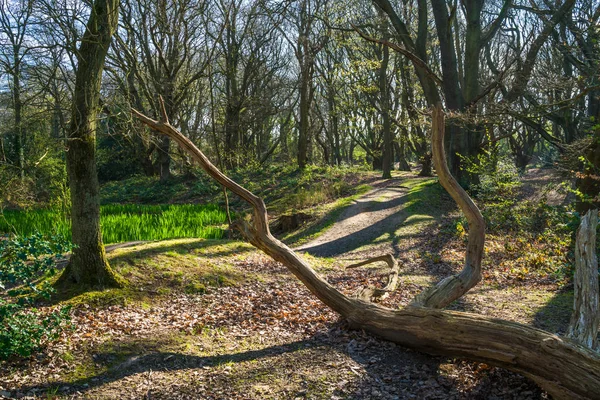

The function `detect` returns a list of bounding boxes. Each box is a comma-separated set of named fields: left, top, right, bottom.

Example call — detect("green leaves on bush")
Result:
left=463, top=154, right=522, bottom=202
left=0, top=234, right=72, bottom=359
left=0, top=306, right=70, bottom=359
left=0, top=234, right=71, bottom=292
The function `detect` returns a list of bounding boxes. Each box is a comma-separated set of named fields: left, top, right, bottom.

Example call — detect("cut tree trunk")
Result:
left=567, top=209, right=599, bottom=350
left=133, top=101, right=600, bottom=399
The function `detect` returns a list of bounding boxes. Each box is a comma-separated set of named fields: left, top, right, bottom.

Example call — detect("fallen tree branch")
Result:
left=346, top=254, right=399, bottom=301
left=132, top=100, right=600, bottom=399
left=346, top=254, right=396, bottom=270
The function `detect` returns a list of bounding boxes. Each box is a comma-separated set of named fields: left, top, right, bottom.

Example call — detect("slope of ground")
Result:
left=0, top=170, right=572, bottom=399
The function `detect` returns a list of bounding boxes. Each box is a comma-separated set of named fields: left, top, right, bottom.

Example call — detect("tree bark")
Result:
left=133, top=102, right=600, bottom=399
left=412, top=107, right=485, bottom=308
left=59, top=0, right=122, bottom=288
left=298, top=57, right=311, bottom=169
left=567, top=209, right=600, bottom=350
left=418, top=153, right=433, bottom=177
left=13, top=66, right=24, bottom=181
left=157, top=135, right=172, bottom=182
left=378, top=15, right=393, bottom=179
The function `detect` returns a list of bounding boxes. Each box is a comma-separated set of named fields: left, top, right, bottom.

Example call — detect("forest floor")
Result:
left=0, top=169, right=572, bottom=399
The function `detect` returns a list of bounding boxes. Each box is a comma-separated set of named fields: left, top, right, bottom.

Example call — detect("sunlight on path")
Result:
left=296, top=177, right=440, bottom=258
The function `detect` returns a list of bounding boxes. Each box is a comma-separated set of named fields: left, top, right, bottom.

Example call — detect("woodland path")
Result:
left=296, top=167, right=566, bottom=261
left=295, top=175, right=445, bottom=264
left=296, top=178, right=410, bottom=257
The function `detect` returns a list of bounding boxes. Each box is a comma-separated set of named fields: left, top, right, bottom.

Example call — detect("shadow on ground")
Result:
left=12, top=324, right=544, bottom=399
left=297, top=178, right=450, bottom=261
left=532, top=287, right=573, bottom=334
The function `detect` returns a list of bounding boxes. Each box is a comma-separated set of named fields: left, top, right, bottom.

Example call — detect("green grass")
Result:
left=0, top=204, right=228, bottom=244
left=51, top=238, right=254, bottom=307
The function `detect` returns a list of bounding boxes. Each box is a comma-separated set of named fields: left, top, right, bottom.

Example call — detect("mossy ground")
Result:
left=53, top=239, right=256, bottom=308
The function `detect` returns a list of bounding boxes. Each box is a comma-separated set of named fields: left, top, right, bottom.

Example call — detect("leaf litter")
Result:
left=0, top=176, right=567, bottom=399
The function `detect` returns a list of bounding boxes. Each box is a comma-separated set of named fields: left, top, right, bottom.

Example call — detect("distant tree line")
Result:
left=0, top=0, right=598, bottom=203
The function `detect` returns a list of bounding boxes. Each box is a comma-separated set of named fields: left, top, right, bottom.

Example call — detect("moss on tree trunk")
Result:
left=58, top=0, right=122, bottom=288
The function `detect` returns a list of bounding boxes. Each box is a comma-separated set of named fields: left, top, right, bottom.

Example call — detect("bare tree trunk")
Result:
left=567, top=209, right=600, bottom=350
left=0, top=1, right=31, bottom=182
left=133, top=102, right=600, bottom=400
left=58, top=0, right=122, bottom=288
left=395, top=140, right=411, bottom=171
left=418, top=153, right=433, bottom=176
left=298, top=64, right=311, bottom=169
left=13, top=65, right=24, bottom=181
left=379, top=15, right=392, bottom=179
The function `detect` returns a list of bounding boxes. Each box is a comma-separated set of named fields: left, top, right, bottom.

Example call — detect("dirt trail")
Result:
left=297, top=167, right=570, bottom=260
left=296, top=177, right=426, bottom=258
left=519, top=167, right=568, bottom=206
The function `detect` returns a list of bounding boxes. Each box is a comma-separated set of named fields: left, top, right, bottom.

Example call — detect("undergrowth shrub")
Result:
left=0, top=152, right=69, bottom=210
left=465, top=154, right=522, bottom=202
left=101, top=175, right=192, bottom=204
left=0, top=234, right=72, bottom=359
left=100, top=164, right=369, bottom=214
left=268, top=165, right=364, bottom=211
left=456, top=154, right=579, bottom=284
